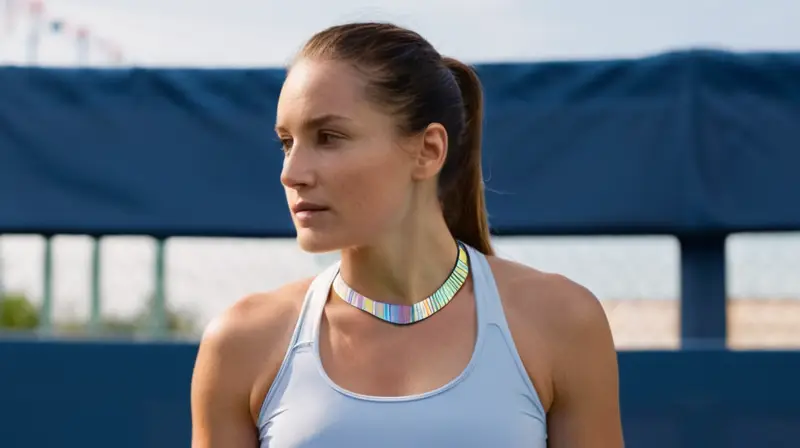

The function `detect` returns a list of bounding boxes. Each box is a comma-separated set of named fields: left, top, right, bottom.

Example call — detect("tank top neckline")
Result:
left=302, top=244, right=492, bottom=403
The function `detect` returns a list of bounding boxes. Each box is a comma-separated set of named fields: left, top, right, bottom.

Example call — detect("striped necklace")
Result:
left=332, top=241, right=470, bottom=325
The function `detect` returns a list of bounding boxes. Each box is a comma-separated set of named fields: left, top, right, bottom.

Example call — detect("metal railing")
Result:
left=3, top=232, right=737, bottom=348
left=1, top=236, right=169, bottom=338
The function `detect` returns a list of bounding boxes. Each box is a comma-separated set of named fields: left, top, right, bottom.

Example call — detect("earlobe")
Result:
left=411, top=123, right=448, bottom=181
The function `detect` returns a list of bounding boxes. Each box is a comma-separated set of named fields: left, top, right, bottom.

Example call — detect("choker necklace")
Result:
left=331, top=241, right=470, bottom=325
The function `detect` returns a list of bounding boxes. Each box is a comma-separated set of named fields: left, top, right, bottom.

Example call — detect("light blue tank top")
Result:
left=258, top=245, right=547, bottom=447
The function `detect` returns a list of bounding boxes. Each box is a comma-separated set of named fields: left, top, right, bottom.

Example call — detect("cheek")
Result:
left=333, top=153, right=409, bottom=227
left=341, top=170, right=406, bottom=214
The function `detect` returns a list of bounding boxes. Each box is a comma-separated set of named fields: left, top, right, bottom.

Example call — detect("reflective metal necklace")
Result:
left=331, top=241, right=470, bottom=325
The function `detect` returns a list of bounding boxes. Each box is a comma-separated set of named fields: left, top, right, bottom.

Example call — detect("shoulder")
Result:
left=191, top=277, right=315, bottom=422
left=487, top=255, right=609, bottom=340
left=485, top=256, right=615, bottom=408
left=199, top=277, right=313, bottom=358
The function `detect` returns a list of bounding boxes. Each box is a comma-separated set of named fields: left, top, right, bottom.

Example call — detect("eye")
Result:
left=318, top=131, right=343, bottom=147
left=279, top=137, right=293, bottom=154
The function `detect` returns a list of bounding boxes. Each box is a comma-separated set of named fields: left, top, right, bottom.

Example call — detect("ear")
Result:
left=410, top=123, right=448, bottom=182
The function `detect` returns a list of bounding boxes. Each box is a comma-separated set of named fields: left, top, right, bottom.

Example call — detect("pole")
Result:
left=40, top=236, right=54, bottom=334
left=89, top=237, right=102, bottom=334
left=76, top=27, right=88, bottom=66
left=150, top=238, right=168, bottom=338
left=1, top=0, right=17, bottom=38
left=26, top=0, right=43, bottom=65
left=679, top=235, right=728, bottom=349
left=0, top=237, right=5, bottom=300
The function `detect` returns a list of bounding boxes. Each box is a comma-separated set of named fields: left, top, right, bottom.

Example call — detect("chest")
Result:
left=317, top=292, right=477, bottom=397
left=262, top=397, right=547, bottom=448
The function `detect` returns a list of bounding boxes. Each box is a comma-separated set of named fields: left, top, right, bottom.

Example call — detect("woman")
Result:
left=191, top=22, right=623, bottom=447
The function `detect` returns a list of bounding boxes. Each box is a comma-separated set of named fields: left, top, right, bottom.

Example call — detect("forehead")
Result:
left=276, top=59, right=375, bottom=127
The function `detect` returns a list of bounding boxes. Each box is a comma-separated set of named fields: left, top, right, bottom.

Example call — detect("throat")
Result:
left=339, top=235, right=462, bottom=305
left=332, top=242, right=470, bottom=325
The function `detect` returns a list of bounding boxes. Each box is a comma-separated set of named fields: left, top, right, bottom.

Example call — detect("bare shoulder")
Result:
left=192, top=277, right=315, bottom=427
left=487, top=255, right=609, bottom=338
left=485, top=256, right=615, bottom=412
left=199, top=277, right=314, bottom=358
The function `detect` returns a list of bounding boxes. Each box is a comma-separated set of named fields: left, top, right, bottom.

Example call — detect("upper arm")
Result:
left=545, top=279, right=624, bottom=448
left=191, top=284, right=308, bottom=448
left=191, top=316, right=259, bottom=448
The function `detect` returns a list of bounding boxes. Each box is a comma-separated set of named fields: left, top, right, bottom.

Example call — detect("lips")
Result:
left=291, top=201, right=329, bottom=225
left=291, top=201, right=329, bottom=214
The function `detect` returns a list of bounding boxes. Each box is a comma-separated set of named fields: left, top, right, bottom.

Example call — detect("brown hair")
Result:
left=299, top=22, right=493, bottom=255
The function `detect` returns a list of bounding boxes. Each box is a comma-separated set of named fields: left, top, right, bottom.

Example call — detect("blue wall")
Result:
left=1, top=340, right=799, bottom=448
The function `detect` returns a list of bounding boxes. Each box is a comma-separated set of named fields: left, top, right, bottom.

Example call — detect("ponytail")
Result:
left=441, top=57, right=494, bottom=255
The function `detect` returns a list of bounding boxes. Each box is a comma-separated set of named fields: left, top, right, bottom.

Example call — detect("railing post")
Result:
left=679, top=234, right=727, bottom=349
left=40, top=235, right=54, bottom=334
left=0, top=235, right=5, bottom=300
left=88, top=237, right=103, bottom=335
left=149, top=238, right=168, bottom=338
left=0, top=236, right=5, bottom=315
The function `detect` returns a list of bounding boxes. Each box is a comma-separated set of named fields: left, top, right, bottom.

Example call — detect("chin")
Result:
left=296, top=229, right=344, bottom=254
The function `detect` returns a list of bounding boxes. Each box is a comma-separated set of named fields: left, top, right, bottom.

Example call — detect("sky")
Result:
left=0, top=0, right=798, bottom=67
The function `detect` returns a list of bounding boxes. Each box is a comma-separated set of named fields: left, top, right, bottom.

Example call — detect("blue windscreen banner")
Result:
left=1, top=50, right=799, bottom=238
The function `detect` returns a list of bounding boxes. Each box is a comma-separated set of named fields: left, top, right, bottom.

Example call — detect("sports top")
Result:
left=257, top=244, right=547, bottom=447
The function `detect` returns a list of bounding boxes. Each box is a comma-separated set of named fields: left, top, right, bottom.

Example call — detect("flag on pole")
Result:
left=6, top=0, right=127, bottom=65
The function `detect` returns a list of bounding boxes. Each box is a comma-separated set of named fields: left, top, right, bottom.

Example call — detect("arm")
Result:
left=546, top=281, right=624, bottom=447
left=191, top=316, right=259, bottom=448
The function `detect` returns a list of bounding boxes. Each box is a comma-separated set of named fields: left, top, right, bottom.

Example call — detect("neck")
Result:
left=338, top=211, right=458, bottom=306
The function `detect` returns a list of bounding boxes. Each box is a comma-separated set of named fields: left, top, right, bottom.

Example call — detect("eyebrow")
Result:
left=275, top=114, right=351, bottom=133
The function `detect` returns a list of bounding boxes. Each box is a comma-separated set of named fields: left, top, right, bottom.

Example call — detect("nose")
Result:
left=280, top=147, right=316, bottom=189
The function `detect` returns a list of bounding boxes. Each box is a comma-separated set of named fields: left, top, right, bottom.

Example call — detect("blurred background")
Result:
left=1, top=1, right=799, bottom=447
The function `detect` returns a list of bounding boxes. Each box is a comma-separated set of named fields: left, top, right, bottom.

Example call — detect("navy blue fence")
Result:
left=2, top=340, right=799, bottom=448
left=1, top=49, right=800, bottom=447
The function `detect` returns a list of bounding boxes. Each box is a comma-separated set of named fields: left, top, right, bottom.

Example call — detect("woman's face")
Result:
left=276, top=58, right=417, bottom=253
